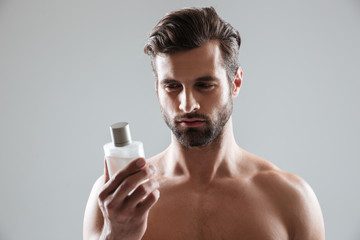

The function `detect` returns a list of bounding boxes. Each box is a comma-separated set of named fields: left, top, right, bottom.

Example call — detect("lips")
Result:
left=178, top=118, right=206, bottom=127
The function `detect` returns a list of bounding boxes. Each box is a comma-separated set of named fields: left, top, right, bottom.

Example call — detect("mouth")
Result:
left=177, top=118, right=206, bottom=127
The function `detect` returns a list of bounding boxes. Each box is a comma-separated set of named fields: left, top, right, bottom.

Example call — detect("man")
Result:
left=83, top=7, right=325, bottom=240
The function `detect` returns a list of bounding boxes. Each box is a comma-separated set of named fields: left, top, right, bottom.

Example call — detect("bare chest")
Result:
left=142, top=180, right=290, bottom=240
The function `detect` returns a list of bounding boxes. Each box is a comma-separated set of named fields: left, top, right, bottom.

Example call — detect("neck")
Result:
left=165, top=117, right=241, bottom=184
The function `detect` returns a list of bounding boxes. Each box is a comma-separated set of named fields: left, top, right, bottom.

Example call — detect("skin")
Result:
left=83, top=40, right=325, bottom=240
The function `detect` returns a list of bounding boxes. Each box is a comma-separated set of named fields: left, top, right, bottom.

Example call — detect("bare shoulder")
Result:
left=244, top=151, right=325, bottom=240
left=147, top=148, right=168, bottom=164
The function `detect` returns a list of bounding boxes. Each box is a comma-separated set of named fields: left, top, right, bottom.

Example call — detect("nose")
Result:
left=178, top=88, right=200, bottom=113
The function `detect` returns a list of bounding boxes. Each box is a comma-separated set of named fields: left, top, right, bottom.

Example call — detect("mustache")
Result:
left=174, top=113, right=210, bottom=122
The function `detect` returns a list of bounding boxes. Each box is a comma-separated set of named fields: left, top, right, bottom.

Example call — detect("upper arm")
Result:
left=290, top=176, right=325, bottom=240
left=253, top=170, right=325, bottom=240
left=83, top=175, right=105, bottom=240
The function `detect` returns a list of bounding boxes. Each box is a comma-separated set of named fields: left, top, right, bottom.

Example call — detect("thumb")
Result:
left=104, top=158, right=110, bottom=183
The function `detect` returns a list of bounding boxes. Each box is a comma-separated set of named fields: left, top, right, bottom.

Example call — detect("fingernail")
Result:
left=136, top=158, right=146, bottom=168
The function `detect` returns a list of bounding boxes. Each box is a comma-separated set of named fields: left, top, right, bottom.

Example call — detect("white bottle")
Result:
left=104, top=122, right=145, bottom=178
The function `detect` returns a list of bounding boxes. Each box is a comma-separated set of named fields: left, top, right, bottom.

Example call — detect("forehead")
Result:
left=154, top=41, right=226, bottom=81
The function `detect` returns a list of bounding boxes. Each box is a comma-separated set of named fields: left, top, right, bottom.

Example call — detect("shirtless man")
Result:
left=83, top=7, right=325, bottom=240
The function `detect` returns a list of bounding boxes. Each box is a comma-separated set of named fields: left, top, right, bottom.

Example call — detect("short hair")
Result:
left=144, top=7, right=241, bottom=82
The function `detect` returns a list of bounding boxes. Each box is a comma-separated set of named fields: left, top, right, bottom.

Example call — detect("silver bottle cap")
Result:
left=110, top=122, right=132, bottom=147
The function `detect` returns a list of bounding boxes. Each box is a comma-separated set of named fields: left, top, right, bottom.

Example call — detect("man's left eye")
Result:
left=197, top=83, right=214, bottom=89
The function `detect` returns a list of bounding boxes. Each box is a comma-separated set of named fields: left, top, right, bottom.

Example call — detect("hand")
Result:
left=98, top=158, right=160, bottom=240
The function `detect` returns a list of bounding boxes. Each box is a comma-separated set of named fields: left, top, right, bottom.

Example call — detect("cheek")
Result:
left=204, top=90, right=228, bottom=109
left=158, top=91, right=178, bottom=112
left=220, top=84, right=232, bottom=104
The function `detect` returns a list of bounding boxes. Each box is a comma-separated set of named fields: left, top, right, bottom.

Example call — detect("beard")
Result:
left=160, top=98, right=233, bottom=148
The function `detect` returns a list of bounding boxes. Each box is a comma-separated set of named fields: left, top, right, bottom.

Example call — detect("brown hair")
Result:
left=144, top=7, right=241, bottom=82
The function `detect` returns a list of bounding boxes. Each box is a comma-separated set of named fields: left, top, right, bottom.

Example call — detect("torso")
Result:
left=142, top=150, right=295, bottom=240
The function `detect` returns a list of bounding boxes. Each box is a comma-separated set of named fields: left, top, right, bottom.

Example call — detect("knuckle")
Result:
left=112, top=170, right=123, bottom=182
left=148, top=190, right=157, bottom=199
left=137, top=184, right=148, bottom=195
left=121, top=180, right=133, bottom=192
left=149, top=189, right=160, bottom=202
left=104, top=199, right=115, bottom=210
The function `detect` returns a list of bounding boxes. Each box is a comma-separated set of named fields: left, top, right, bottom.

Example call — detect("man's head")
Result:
left=144, top=7, right=241, bottom=83
left=144, top=7, right=242, bottom=148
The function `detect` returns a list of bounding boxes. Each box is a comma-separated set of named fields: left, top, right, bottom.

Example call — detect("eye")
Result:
left=196, top=82, right=215, bottom=89
left=165, top=83, right=182, bottom=91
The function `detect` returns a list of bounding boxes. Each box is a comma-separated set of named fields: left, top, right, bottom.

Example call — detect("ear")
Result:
left=232, top=66, right=243, bottom=97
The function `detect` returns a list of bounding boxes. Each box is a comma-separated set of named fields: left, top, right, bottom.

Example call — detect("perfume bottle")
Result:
left=103, top=122, right=145, bottom=177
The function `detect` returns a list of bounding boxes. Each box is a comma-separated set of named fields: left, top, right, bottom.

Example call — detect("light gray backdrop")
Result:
left=1, top=0, right=359, bottom=239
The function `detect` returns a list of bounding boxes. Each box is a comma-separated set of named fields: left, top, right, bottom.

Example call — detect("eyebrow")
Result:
left=160, top=75, right=218, bottom=85
left=196, top=76, right=218, bottom=82
left=160, top=79, right=178, bottom=85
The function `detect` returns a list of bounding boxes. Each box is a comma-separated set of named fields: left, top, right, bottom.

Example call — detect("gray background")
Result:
left=0, top=0, right=359, bottom=239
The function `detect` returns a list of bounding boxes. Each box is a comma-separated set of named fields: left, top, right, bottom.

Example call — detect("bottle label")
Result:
left=105, top=156, right=137, bottom=177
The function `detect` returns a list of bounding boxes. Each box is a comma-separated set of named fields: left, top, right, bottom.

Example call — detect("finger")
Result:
left=110, top=164, right=156, bottom=204
left=104, top=158, right=110, bottom=183
left=98, top=158, right=146, bottom=200
left=126, top=179, right=159, bottom=208
left=136, top=189, right=160, bottom=215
